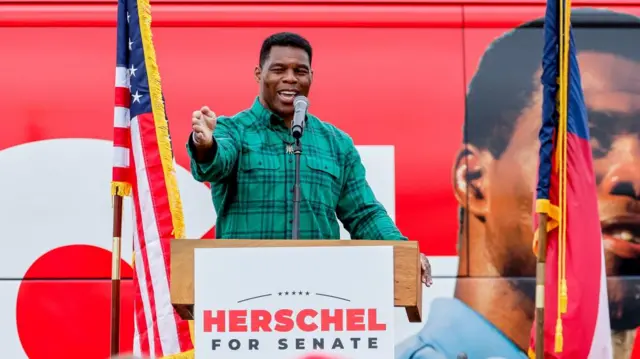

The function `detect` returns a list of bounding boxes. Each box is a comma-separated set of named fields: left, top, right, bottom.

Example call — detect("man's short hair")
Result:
left=464, top=8, right=640, bottom=159
left=259, top=32, right=313, bottom=67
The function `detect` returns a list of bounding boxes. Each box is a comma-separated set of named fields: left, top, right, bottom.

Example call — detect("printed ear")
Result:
left=452, top=144, right=488, bottom=217
left=254, top=66, right=262, bottom=83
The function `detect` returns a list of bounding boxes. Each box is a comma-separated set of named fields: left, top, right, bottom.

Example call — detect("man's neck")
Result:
left=258, top=96, right=293, bottom=128
left=455, top=230, right=534, bottom=351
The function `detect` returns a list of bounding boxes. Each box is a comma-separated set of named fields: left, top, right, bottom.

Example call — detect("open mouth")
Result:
left=602, top=219, right=640, bottom=259
left=277, top=90, right=298, bottom=105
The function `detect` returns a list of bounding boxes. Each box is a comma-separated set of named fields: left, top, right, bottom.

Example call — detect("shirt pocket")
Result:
left=237, top=150, right=281, bottom=202
left=305, top=156, right=341, bottom=207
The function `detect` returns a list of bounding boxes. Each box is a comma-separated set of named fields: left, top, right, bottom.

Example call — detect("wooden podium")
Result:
left=169, top=239, right=423, bottom=323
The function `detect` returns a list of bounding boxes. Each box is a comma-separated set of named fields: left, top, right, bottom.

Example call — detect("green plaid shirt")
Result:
left=187, top=97, right=406, bottom=241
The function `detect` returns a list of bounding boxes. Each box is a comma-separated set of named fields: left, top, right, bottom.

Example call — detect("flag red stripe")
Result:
left=137, top=113, right=173, bottom=278
left=136, top=113, right=193, bottom=352
left=130, top=172, right=165, bottom=358
left=113, top=127, right=131, bottom=149
left=115, top=87, right=131, bottom=108
left=563, top=134, right=600, bottom=354
left=130, top=145, right=151, bottom=356
left=133, top=269, right=151, bottom=354
left=112, top=166, right=129, bottom=183
left=531, top=133, right=601, bottom=358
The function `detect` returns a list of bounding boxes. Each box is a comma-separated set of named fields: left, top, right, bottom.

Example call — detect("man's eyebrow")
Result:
left=268, top=62, right=310, bottom=69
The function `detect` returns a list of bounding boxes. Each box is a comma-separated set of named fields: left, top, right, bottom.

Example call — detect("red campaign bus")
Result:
left=1, top=0, right=639, bottom=358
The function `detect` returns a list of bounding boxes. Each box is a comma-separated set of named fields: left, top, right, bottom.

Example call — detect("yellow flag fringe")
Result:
left=111, top=181, right=132, bottom=197
left=136, top=0, right=185, bottom=240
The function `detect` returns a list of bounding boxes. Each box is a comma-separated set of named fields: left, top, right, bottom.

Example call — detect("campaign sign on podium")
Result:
left=193, top=246, right=395, bottom=359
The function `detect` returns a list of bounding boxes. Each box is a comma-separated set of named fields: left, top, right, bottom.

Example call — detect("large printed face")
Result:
left=462, top=50, right=640, bottom=331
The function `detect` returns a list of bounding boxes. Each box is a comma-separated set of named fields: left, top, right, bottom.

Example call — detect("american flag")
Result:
left=111, top=0, right=194, bottom=356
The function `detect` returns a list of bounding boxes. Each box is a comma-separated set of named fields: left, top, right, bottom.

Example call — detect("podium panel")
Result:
left=193, top=246, right=395, bottom=358
left=170, top=240, right=422, bottom=323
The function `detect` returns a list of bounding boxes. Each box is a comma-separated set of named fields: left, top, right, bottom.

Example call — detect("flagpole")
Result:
left=111, top=193, right=124, bottom=356
left=535, top=213, right=549, bottom=358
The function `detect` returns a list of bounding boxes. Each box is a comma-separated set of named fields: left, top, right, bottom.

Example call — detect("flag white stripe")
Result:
left=133, top=220, right=157, bottom=356
left=113, top=147, right=130, bottom=168
left=114, top=106, right=131, bottom=128
left=587, top=241, right=613, bottom=359
left=133, top=308, right=141, bottom=357
left=115, top=66, right=130, bottom=88
left=131, top=117, right=181, bottom=355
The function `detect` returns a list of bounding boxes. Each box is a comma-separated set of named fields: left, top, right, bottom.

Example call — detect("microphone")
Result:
left=290, top=95, right=308, bottom=240
left=291, top=95, right=309, bottom=139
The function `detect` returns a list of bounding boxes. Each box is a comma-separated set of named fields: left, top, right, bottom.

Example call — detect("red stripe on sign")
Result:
left=115, top=87, right=131, bottom=108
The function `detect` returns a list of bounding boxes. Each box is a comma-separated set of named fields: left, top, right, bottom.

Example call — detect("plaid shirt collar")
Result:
left=249, top=96, right=312, bottom=133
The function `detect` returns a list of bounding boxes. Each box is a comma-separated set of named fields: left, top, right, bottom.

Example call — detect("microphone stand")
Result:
left=291, top=137, right=302, bottom=240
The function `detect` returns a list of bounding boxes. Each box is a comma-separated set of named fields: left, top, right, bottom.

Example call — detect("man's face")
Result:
left=255, top=45, right=312, bottom=120
left=481, top=52, right=640, bottom=330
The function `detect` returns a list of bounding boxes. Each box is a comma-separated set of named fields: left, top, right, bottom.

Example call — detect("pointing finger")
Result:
left=192, top=124, right=207, bottom=133
left=195, top=132, right=206, bottom=142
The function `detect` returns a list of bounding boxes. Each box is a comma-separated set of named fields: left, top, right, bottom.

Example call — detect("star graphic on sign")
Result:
left=298, top=291, right=303, bottom=295
left=128, top=38, right=133, bottom=51
left=132, top=91, right=142, bottom=103
left=284, top=291, right=289, bottom=295
left=291, top=291, right=296, bottom=295
left=278, top=292, right=282, bottom=296
left=305, top=291, right=310, bottom=296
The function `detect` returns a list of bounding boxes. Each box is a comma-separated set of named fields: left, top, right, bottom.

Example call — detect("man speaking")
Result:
left=186, top=32, right=432, bottom=285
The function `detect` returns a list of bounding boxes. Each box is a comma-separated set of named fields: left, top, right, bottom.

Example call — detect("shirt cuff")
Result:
left=188, top=132, right=218, bottom=164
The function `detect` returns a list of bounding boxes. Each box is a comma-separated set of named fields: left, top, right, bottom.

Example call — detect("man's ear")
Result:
left=452, top=144, right=490, bottom=217
left=254, top=66, right=261, bottom=84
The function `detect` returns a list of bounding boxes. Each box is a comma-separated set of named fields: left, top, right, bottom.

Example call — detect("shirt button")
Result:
left=258, top=161, right=262, bottom=166
left=289, top=159, right=292, bottom=163
left=289, top=220, right=293, bottom=224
